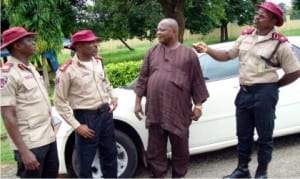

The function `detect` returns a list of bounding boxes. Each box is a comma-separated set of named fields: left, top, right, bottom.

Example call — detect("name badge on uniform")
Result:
left=257, top=60, right=266, bottom=73
left=257, top=49, right=265, bottom=73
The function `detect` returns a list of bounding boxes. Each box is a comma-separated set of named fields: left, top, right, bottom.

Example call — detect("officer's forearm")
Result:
left=1, top=106, right=30, bottom=154
left=278, top=70, right=300, bottom=87
left=207, top=48, right=231, bottom=62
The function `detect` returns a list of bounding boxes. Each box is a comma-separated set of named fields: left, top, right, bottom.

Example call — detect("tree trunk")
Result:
left=220, top=20, right=229, bottom=42
left=118, top=38, right=134, bottom=51
left=42, top=53, right=50, bottom=93
left=220, top=25, right=225, bottom=42
left=225, top=24, right=228, bottom=41
left=159, top=0, right=185, bottom=43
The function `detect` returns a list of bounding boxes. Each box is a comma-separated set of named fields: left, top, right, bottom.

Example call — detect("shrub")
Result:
left=105, top=60, right=142, bottom=88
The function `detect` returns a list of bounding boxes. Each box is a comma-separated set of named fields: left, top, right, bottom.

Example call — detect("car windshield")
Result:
left=199, top=54, right=239, bottom=81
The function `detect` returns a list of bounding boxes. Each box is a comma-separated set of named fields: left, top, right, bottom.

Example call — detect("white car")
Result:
left=53, top=36, right=300, bottom=178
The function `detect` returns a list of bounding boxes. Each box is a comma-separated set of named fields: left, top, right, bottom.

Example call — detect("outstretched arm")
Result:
left=193, top=42, right=231, bottom=61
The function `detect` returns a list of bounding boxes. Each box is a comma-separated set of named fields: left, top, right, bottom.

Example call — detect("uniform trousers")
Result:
left=146, top=124, right=189, bottom=178
left=74, top=103, right=118, bottom=178
left=235, top=83, right=278, bottom=165
left=14, top=141, right=59, bottom=178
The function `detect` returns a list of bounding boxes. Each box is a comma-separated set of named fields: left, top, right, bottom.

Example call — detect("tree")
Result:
left=5, top=0, right=65, bottom=92
left=185, top=0, right=225, bottom=37
left=290, top=0, right=300, bottom=19
left=294, top=0, right=300, bottom=10
left=57, top=0, right=80, bottom=38
left=158, top=0, right=185, bottom=42
left=216, top=0, right=264, bottom=42
left=91, top=0, right=225, bottom=44
left=90, top=0, right=163, bottom=50
left=1, top=0, right=9, bottom=33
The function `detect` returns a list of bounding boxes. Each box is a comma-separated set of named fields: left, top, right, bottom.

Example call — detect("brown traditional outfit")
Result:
left=135, top=44, right=209, bottom=177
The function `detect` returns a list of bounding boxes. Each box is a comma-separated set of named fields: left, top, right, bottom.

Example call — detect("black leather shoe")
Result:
left=255, top=164, right=268, bottom=179
left=255, top=172, right=267, bottom=179
left=223, top=168, right=251, bottom=179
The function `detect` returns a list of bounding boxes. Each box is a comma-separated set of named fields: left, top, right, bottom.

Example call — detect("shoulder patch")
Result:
left=94, top=55, right=104, bottom=61
left=0, top=63, right=13, bottom=72
left=59, top=60, right=72, bottom=72
left=241, top=28, right=255, bottom=35
left=271, top=32, right=288, bottom=43
left=0, top=75, right=9, bottom=89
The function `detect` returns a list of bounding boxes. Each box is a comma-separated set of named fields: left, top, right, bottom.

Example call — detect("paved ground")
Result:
left=134, top=133, right=300, bottom=178
left=1, top=133, right=300, bottom=178
left=0, top=163, right=16, bottom=178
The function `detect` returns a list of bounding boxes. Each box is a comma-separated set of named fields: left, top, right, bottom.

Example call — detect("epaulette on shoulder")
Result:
left=272, top=32, right=288, bottom=43
left=0, top=63, right=13, bottom=72
left=59, top=60, right=72, bottom=72
left=241, top=28, right=255, bottom=35
left=94, top=55, right=104, bottom=61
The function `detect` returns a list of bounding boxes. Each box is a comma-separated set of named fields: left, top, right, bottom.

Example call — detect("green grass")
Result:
left=0, top=119, right=7, bottom=137
left=280, top=29, right=300, bottom=36
left=0, top=138, right=15, bottom=164
left=101, top=45, right=152, bottom=65
left=0, top=120, right=15, bottom=164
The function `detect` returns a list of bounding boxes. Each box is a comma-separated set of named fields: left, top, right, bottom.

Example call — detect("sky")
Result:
left=267, top=0, right=292, bottom=6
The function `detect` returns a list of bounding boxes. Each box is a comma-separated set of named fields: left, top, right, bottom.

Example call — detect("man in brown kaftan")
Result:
left=134, top=18, right=209, bottom=178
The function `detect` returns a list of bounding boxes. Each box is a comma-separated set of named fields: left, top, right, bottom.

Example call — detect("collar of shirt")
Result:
left=253, top=28, right=276, bottom=43
left=73, top=55, right=103, bottom=73
left=9, top=56, right=35, bottom=72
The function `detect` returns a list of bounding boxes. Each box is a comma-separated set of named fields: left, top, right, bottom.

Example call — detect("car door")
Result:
left=188, top=54, right=240, bottom=154
left=272, top=43, right=300, bottom=135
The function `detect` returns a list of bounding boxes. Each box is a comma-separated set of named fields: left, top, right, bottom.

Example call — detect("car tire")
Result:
left=69, top=129, right=139, bottom=178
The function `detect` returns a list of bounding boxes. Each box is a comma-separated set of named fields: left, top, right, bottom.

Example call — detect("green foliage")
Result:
left=185, top=0, right=225, bottom=34
left=1, top=0, right=9, bottom=32
left=90, top=0, right=163, bottom=42
left=5, top=0, right=64, bottom=54
left=105, top=60, right=142, bottom=88
left=294, top=0, right=300, bottom=10
left=57, top=0, right=78, bottom=37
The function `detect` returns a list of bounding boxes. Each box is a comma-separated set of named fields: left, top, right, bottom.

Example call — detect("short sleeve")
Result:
left=0, top=72, right=17, bottom=106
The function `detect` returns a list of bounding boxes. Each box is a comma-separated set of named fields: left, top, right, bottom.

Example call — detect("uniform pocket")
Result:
left=22, top=79, right=41, bottom=101
left=28, top=117, right=47, bottom=129
left=23, top=79, right=36, bottom=90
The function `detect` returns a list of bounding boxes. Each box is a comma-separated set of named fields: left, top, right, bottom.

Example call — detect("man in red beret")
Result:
left=194, top=1, right=300, bottom=178
left=54, top=30, right=118, bottom=178
left=0, top=27, right=59, bottom=178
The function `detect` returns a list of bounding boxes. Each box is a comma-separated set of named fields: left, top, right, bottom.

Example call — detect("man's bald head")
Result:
left=158, top=18, right=179, bottom=35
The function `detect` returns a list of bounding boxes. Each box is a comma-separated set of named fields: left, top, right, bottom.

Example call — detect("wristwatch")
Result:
left=194, top=105, right=202, bottom=110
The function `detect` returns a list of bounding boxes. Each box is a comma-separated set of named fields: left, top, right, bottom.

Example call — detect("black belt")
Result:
left=240, top=83, right=278, bottom=93
left=74, top=103, right=109, bottom=114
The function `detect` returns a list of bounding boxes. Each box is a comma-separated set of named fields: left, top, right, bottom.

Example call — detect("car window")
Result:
left=123, top=78, right=137, bottom=89
left=291, top=44, right=300, bottom=61
left=123, top=54, right=240, bottom=89
left=199, top=54, right=239, bottom=81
